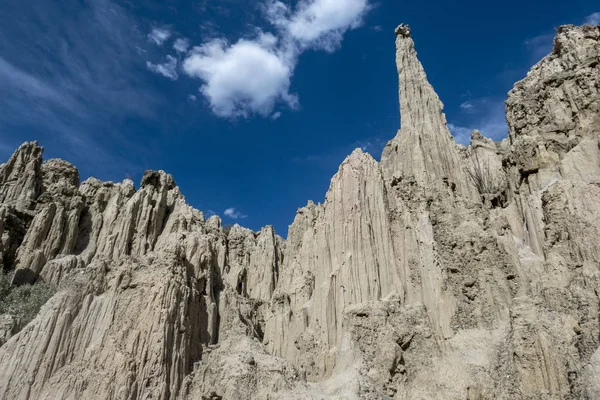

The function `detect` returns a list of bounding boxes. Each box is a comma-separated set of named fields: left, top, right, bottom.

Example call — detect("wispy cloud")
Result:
left=459, top=101, right=475, bottom=112
left=153, top=0, right=371, bottom=119
left=173, top=38, right=190, bottom=53
left=271, top=111, right=282, bottom=120
left=224, top=207, right=247, bottom=219
left=148, top=28, right=171, bottom=46
left=584, top=12, right=600, bottom=25
left=147, top=55, right=179, bottom=80
left=0, top=0, right=161, bottom=176
left=266, top=0, right=370, bottom=52
left=448, top=97, right=508, bottom=145
left=0, top=58, right=71, bottom=105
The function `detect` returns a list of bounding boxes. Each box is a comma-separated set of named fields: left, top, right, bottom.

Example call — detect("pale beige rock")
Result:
left=0, top=22, right=598, bottom=400
left=0, top=314, right=17, bottom=346
left=499, top=23, right=600, bottom=400
left=0, top=205, right=29, bottom=270
left=0, top=206, right=5, bottom=268
left=584, top=348, right=600, bottom=399
left=381, top=24, right=478, bottom=201
left=461, top=130, right=508, bottom=207
left=0, top=141, right=43, bottom=211
left=263, top=148, right=401, bottom=378
left=224, top=225, right=282, bottom=302
left=11, top=159, right=84, bottom=284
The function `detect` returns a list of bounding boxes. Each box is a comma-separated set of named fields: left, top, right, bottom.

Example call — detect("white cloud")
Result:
left=188, top=94, right=197, bottom=101
left=173, top=38, right=190, bottom=53
left=179, top=0, right=371, bottom=118
left=0, top=57, right=74, bottom=105
left=183, top=33, right=297, bottom=117
left=146, top=55, right=179, bottom=80
left=148, top=28, right=171, bottom=46
left=267, top=0, right=370, bottom=51
left=0, top=0, right=160, bottom=173
left=271, top=111, right=282, bottom=120
left=585, top=12, right=600, bottom=25
left=224, top=207, right=247, bottom=219
left=460, top=101, right=475, bottom=112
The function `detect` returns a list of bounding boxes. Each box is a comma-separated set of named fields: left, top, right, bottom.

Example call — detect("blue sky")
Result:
left=1, top=0, right=598, bottom=236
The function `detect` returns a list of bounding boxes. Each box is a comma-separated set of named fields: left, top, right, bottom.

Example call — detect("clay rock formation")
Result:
left=0, top=141, right=43, bottom=212
left=0, top=22, right=599, bottom=400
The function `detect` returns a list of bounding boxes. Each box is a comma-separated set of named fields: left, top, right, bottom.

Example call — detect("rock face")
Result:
left=0, top=23, right=599, bottom=400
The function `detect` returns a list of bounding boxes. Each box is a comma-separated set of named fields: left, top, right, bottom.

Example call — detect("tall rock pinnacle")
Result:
left=0, top=141, right=43, bottom=211
left=381, top=24, right=476, bottom=200
left=394, top=23, right=446, bottom=133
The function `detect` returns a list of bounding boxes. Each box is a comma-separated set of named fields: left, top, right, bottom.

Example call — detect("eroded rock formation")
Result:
left=0, top=22, right=598, bottom=400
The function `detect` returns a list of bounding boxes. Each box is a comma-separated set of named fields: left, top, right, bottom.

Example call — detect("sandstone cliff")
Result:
left=0, top=22, right=598, bottom=400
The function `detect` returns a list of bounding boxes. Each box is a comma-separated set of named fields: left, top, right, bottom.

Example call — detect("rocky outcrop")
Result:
left=505, top=23, right=600, bottom=257
left=0, top=22, right=598, bottom=400
left=0, top=141, right=43, bottom=212
left=225, top=225, right=282, bottom=302
left=11, top=158, right=84, bottom=285
left=261, top=149, right=401, bottom=379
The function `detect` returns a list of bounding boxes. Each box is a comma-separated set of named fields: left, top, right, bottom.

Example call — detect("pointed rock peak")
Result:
left=395, top=24, right=411, bottom=37
left=259, top=224, right=276, bottom=236
left=471, top=129, right=484, bottom=142
left=0, top=141, right=44, bottom=210
left=346, top=147, right=366, bottom=161
left=13, top=141, right=43, bottom=155
left=229, top=223, right=252, bottom=236
left=1, top=142, right=43, bottom=176
left=394, top=24, right=448, bottom=134
left=380, top=25, right=478, bottom=200
left=342, top=148, right=377, bottom=168
left=140, top=170, right=176, bottom=191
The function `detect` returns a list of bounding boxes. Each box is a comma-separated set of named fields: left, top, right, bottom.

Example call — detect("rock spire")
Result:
left=381, top=25, right=477, bottom=200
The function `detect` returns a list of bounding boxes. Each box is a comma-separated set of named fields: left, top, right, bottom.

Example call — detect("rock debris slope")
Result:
left=0, top=23, right=599, bottom=400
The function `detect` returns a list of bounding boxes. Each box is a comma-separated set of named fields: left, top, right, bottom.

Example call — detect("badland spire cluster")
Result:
left=0, top=23, right=599, bottom=399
